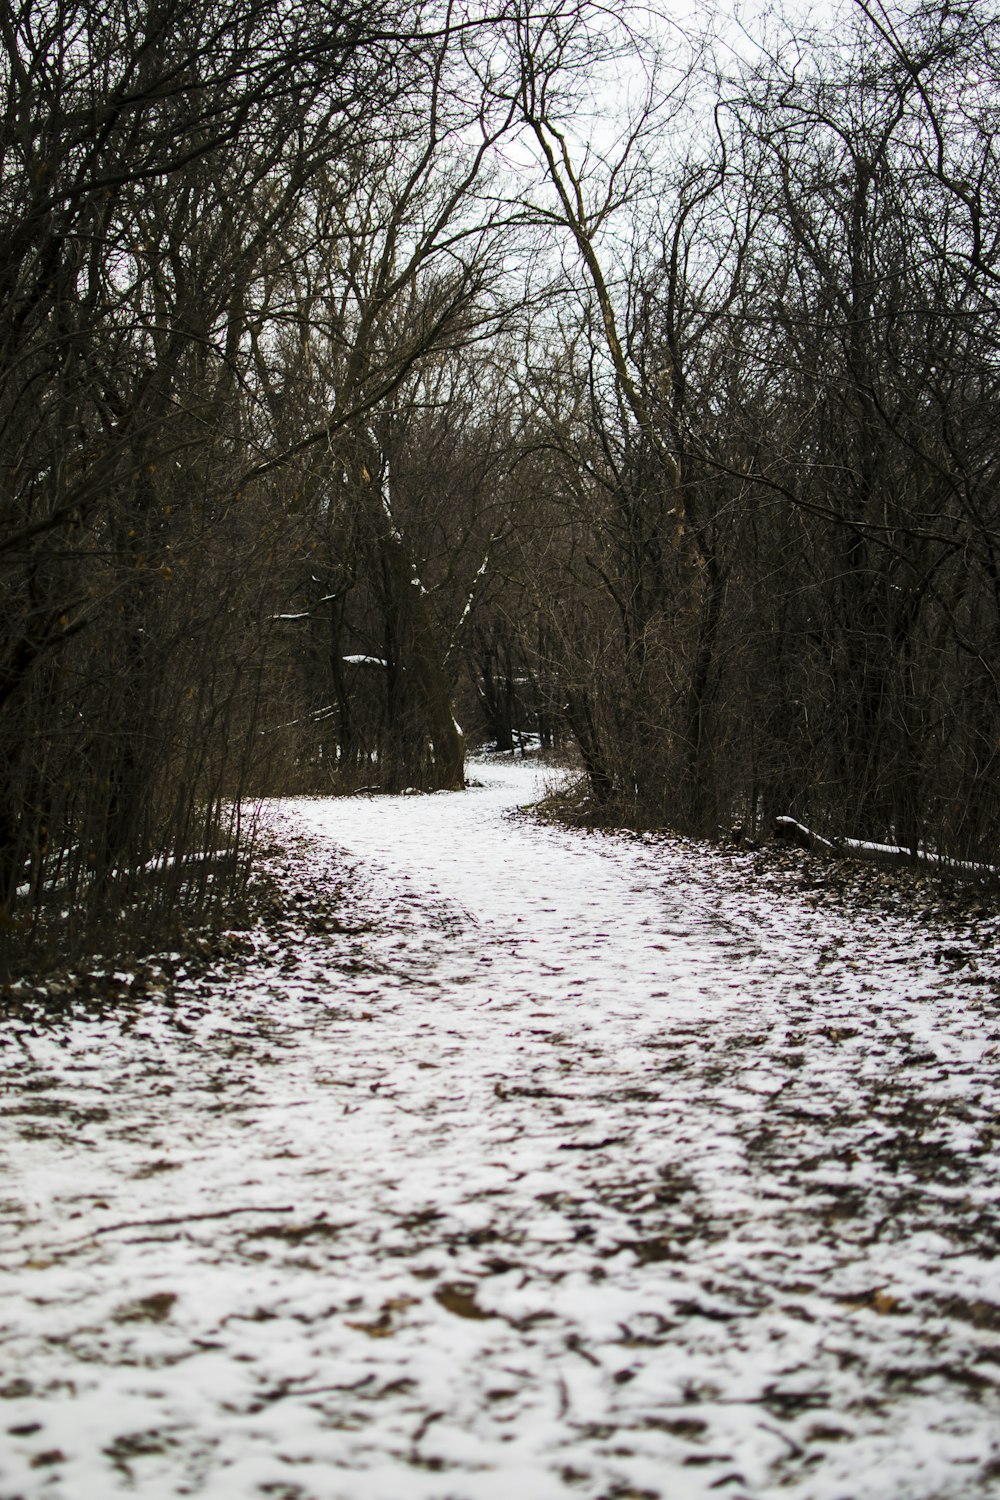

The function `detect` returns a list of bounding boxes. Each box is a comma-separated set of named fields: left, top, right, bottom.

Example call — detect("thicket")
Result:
left=3, top=0, right=999, bottom=968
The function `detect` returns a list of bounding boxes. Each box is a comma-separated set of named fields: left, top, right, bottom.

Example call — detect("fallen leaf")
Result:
left=114, top=1292, right=177, bottom=1323
left=30, top=1450, right=65, bottom=1468
left=345, top=1316, right=395, bottom=1338
left=434, top=1283, right=492, bottom=1320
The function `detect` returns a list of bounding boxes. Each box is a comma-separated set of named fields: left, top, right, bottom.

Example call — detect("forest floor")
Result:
left=1, top=756, right=1000, bottom=1500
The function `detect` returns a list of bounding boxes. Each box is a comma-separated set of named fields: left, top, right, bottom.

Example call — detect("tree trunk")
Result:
left=379, top=534, right=465, bottom=791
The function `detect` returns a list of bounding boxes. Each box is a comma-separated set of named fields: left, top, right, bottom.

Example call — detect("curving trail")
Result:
left=1, top=758, right=999, bottom=1500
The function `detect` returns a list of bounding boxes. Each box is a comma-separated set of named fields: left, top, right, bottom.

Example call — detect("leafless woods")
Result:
left=2, top=0, right=998, bottom=962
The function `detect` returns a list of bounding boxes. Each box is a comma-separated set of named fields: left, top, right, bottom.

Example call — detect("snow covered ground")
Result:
left=1, top=757, right=999, bottom=1499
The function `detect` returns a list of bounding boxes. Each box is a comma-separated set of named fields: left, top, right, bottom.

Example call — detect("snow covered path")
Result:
left=2, top=758, right=1000, bottom=1499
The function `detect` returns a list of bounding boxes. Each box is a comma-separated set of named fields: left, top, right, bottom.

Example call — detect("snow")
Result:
left=16, top=848, right=228, bottom=900
left=1, top=757, right=999, bottom=1499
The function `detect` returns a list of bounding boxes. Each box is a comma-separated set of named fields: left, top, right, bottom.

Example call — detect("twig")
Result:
left=5, top=1204, right=296, bottom=1258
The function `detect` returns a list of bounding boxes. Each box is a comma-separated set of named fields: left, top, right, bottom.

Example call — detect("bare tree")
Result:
left=0, top=0, right=472, bottom=950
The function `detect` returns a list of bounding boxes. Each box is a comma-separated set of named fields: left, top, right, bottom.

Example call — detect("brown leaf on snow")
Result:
left=345, top=1315, right=395, bottom=1338
left=840, top=1288, right=901, bottom=1315
left=434, top=1283, right=493, bottom=1320
left=346, top=1295, right=418, bottom=1337
left=114, top=1292, right=178, bottom=1323
left=30, top=1450, right=65, bottom=1469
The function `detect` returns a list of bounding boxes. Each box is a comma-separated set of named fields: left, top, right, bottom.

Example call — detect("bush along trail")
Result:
left=1, top=757, right=999, bottom=1500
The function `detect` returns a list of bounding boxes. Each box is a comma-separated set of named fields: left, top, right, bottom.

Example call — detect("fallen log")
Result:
left=774, top=816, right=835, bottom=855
left=774, top=816, right=998, bottom=878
